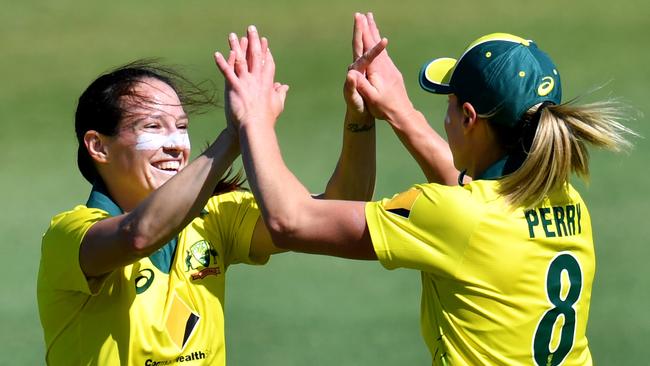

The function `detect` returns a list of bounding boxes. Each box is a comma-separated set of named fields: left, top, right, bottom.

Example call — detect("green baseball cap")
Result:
left=419, top=33, right=562, bottom=127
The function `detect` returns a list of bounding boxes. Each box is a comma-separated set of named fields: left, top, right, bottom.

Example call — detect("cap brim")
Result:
left=418, top=57, right=456, bottom=94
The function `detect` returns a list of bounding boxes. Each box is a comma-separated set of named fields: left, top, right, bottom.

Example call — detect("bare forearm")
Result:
left=124, top=128, right=239, bottom=253
left=82, top=128, right=240, bottom=276
left=387, top=109, right=458, bottom=185
left=239, top=121, right=311, bottom=234
left=239, top=122, right=373, bottom=259
left=324, top=110, right=376, bottom=200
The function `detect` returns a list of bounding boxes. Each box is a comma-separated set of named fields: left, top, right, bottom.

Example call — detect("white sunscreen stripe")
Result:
left=135, top=132, right=191, bottom=150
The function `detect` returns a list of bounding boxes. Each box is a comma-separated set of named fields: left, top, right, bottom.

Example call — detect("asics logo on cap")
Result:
left=537, top=76, right=555, bottom=96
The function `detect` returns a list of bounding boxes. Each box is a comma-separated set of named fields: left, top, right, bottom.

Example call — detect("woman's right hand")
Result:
left=348, top=13, right=417, bottom=127
left=214, top=26, right=289, bottom=131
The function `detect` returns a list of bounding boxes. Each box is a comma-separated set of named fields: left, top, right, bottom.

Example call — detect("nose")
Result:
left=162, top=131, right=191, bottom=150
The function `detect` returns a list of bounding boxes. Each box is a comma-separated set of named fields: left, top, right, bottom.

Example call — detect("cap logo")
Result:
left=537, top=76, right=555, bottom=96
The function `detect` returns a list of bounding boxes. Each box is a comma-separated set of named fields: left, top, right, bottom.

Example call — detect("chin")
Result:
left=148, top=170, right=178, bottom=189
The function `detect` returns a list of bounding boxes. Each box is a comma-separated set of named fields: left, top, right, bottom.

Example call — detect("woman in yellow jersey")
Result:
left=216, top=13, right=635, bottom=366
left=36, top=27, right=380, bottom=365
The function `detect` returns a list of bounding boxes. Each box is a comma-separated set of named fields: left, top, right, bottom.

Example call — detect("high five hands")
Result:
left=214, top=25, right=289, bottom=131
left=347, top=12, right=416, bottom=125
left=214, top=13, right=402, bottom=131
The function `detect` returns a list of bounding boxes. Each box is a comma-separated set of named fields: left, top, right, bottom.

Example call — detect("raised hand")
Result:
left=344, top=13, right=385, bottom=122
left=214, top=25, right=289, bottom=130
left=348, top=13, right=416, bottom=125
left=348, top=13, right=459, bottom=185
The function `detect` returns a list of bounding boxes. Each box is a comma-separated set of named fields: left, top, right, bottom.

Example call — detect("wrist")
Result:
left=385, top=106, right=423, bottom=130
left=344, top=109, right=375, bottom=132
left=237, top=115, right=277, bottom=132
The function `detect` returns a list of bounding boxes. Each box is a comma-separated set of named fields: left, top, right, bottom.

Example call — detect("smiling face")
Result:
left=99, top=77, right=190, bottom=208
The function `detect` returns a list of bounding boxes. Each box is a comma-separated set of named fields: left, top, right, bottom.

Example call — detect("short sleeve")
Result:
left=39, top=206, right=110, bottom=295
left=365, top=184, right=481, bottom=278
left=203, top=191, right=264, bottom=267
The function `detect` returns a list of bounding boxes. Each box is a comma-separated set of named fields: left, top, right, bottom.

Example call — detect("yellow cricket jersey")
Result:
left=37, top=187, right=265, bottom=366
left=366, top=179, right=594, bottom=366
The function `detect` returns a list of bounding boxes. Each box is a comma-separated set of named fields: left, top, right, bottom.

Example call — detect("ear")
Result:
left=84, top=131, right=110, bottom=163
left=461, top=102, right=478, bottom=132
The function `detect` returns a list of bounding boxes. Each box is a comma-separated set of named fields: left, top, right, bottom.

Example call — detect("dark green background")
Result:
left=2, top=0, right=648, bottom=364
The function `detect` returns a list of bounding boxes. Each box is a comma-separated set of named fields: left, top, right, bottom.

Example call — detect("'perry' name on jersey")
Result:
left=524, top=204, right=582, bottom=239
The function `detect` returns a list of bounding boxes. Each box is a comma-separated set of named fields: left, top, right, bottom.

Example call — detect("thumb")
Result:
left=350, top=70, right=378, bottom=101
left=344, top=70, right=359, bottom=93
left=274, top=82, right=290, bottom=106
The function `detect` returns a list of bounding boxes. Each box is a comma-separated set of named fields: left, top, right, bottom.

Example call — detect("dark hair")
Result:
left=75, top=59, right=245, bottom=195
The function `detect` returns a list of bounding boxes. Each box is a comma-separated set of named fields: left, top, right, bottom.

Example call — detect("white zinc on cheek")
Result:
left=135, top=132, right=191, bottom=150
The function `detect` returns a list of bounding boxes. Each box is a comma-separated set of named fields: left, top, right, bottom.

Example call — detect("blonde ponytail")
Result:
left=498, top=99, right=636, bottom=208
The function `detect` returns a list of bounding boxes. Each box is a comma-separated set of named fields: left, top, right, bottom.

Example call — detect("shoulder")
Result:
left=366, top=182, right=479, bottom=228
left=44, top=205, right=110, bottom=241
left=413, top=182, right=481, bottom=215
left=208, top=190, right=255, bottom=204
left=205, top=190, right=257, bottom=212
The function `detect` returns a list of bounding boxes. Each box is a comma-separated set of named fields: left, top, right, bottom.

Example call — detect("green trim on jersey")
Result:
left=365, top=181, right=594, bottom=365
left=476, top=156, right=508, bottom=180
left=38, top=190, right=264, bottom=366
left=458, top=155, right=509, bottom=185
left=85, top=184, right=177, bottom=274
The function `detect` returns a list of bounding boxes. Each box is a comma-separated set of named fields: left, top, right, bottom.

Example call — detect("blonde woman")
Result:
left=216, top=14, right=634, bottom=366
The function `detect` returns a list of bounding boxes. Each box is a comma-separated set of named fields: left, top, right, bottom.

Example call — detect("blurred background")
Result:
left=2, top=0, right=648, bottom=364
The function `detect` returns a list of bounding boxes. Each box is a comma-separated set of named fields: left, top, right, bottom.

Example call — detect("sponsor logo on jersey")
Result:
left=135, top=268, right=155, bottom=294
left=185, top=240, right=221, bottom=280
left=144, top=350, right=207, bottom=365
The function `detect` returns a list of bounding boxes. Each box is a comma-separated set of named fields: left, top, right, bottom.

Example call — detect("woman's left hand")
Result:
left=214, top=25, right=289, bottom=130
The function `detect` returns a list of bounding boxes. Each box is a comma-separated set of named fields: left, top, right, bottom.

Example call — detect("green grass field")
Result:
left=2, top=0, right=649, bottom=364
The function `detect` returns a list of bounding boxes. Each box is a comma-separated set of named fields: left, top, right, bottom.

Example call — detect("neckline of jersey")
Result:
left=85, top=183, right=177, bottom=274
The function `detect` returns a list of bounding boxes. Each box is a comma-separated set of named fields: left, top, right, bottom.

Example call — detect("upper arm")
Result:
left=365, top=185, right=474, bottom=275
left=269, top=199, right=377, bottom=260
left=40, top=208, right=117, bottom=292
left=79, top=214, right=138, bottom=278
left=249, top=217, right=287, bottom=262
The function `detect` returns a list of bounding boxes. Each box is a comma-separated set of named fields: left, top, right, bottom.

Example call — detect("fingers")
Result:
left=350, top=69, right=378, bottom=101
left=348, top=37, right=388, bottom=73
left=221, top=27, right=281, bottom=90
left=239, top=36, right=249, bottom=63
left=261, top=36, right=269, bottom=58
left=214, top=51, right=238, bottom=84
left=352, top=13, right=364, bottom=61
left=274, top=82, right=290, bottom=106
left=228, top=33, right=248, bottom=76
left=247, top=25, right=263, bottom=72
left=345, top=70, right=357, bottom=89
left=262, top=46, right=276, bottom=81
left=366, top=12, right=382, bottom=43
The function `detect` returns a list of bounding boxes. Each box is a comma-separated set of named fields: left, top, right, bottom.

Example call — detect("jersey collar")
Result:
left=476, top=156, right=509, bottom=180
left=86, top=182, right=123, bottom=216
left=458, top=154, right=522, bottom=185
left=85, top=182, right=176, bottom=274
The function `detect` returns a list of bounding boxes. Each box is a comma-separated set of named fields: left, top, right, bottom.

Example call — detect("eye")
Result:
left=177, top=122, right=188, bottom=130
left=144, top=122, right=162, bottom=130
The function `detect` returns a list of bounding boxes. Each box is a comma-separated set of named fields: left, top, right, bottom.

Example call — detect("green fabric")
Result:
left=419, top=35, right=562, bottom=127
left=86, top=184, right=177, bottom=274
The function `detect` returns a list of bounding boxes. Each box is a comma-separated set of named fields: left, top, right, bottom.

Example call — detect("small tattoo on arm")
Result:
left=346, top=123, right=375, bottom=132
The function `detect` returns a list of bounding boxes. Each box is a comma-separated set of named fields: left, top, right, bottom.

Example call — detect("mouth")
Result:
left=151, top=160, right=182, bottom=175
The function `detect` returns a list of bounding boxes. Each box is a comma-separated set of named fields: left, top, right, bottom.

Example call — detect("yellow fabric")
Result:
left=365, top=181, right=594, bottom=366
left=424, top=57, right=457, bottom=85
left=37, top=191, right=263, bottom=366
